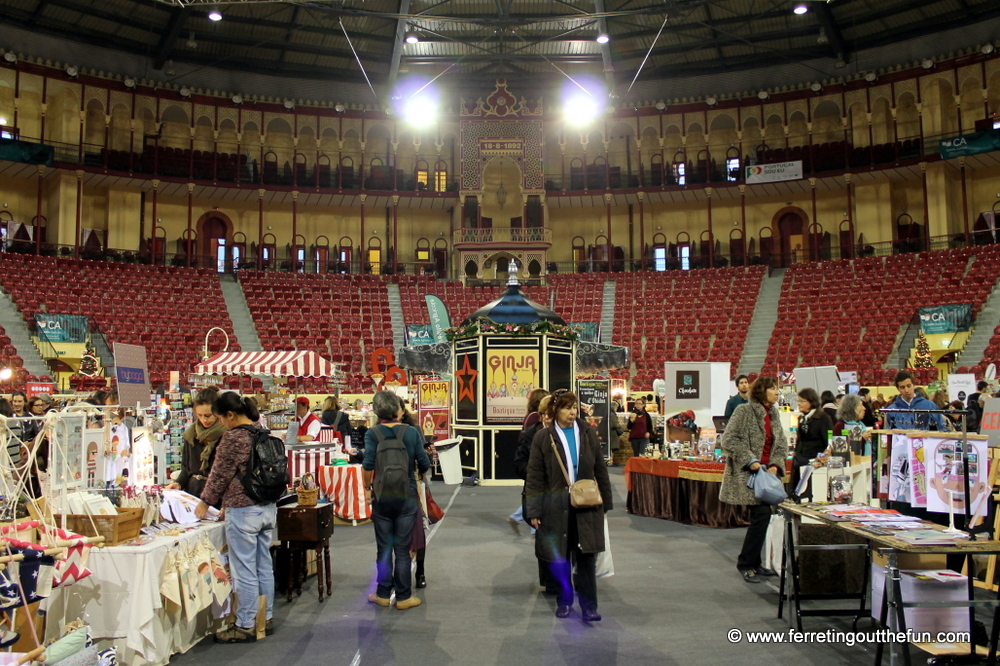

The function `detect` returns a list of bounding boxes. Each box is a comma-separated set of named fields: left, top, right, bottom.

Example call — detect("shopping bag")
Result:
left=747, top=468, right=787, bottom=505
left=762, top=513, right=785, bottom=573
left=595, top=516, right=614, bottom=578
left=425, top=486, right=445, bottom=524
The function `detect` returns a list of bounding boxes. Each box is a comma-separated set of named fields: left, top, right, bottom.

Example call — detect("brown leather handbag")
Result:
left=550, top=436, right=603, bottom=508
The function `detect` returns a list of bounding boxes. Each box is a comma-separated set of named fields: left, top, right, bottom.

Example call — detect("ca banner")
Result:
left=425, top=295, right=452, bottom=343
left=407, top=324, right=435, bottom=346
left=918, top=303, right=972, bottom=334
left=939, top=129, right=1000, bottom=160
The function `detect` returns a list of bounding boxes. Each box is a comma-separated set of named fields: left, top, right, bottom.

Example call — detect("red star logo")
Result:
left=455, top=354, right=478, bottom=403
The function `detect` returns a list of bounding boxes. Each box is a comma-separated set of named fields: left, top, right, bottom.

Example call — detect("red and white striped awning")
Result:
left=193, top=351, right=339, bottom=378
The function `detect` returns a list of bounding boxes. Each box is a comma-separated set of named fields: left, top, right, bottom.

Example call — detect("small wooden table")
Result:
left=277, top=503, right=334, bottom=602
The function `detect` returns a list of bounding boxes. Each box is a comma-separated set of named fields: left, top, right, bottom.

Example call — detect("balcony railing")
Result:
left=454, top=227, right=552, bottom=245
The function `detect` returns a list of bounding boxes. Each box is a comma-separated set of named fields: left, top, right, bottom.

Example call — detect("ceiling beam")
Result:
left=594, top=0, right=616, bottom=90
left=813, top=1, right=848, bottom=62
left=25, top=0, right=52, bottom=28
left=277, top=5, right=302, bottom=65
left=153, top=6, right=189, bottom=70
left=703, top=4, right=723, bottom=63
left=387, top=0, right=412, bottom=90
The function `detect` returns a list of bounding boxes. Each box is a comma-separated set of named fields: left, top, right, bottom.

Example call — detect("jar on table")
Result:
left=826, top=456, right=853, bottom=504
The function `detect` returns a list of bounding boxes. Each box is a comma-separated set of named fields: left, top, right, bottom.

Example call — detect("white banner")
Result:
left=947, top=373, right=977, bottom=405
left=746, top=160, right=803, bottom=184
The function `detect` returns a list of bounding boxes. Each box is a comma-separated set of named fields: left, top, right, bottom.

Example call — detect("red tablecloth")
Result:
left=318, top=464, right=372, bottom=521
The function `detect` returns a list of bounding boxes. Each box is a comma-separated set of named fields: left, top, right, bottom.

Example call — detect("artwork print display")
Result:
left=924, top=435, right=990, bottom=518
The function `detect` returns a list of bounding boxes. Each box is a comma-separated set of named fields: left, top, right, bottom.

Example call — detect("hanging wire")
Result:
left=339, top=18, right=380, bottom=103
left=627, top=15, right=668, bottom=93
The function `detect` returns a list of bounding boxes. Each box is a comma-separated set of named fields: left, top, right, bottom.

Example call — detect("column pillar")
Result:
left=291, top=190, right=299, bottom=272
left=35, top=167, right=44, bottom=256
left=810, top=178, right=818, bottom=260
left=960, top=157, right=970, bottom=245
left=257, top=189, right=265, bottom=270
left=739, top=184, right=747, bottom=266
left=151, top=180, right=160, bottom=265
left=605, top=193, right=612, bottom=272
left=186, top=183, right=194, bottom=268
left=637, top=191, right=645, bottom=270
left=74, top=170, right=83, bottom=259
left=359, top=194, right=367, bottom=273
left=706, top=187, right=714, bottom=268
left=392, top=195, right=400, bottom=274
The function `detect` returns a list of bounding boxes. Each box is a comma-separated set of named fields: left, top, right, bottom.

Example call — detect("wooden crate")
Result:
left=55, top=508, right=144, bottom=546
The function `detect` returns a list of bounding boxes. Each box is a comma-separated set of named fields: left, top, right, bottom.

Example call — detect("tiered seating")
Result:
left=961, top=246, right=1000, bottom=371
left=0, top=325, right=30, bottom=392
left=612, top=266, right=766, bottom=390
left=240, top=272, right=392, bottom=393
left=765, top=247, right=994, bottom=385
left=0, top=254, right=235, bottom=389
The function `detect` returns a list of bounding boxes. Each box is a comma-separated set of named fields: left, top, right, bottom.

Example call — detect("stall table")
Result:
left=44, top=521, right=227, bottom=666
left=318, top=464, right=371, bottom=523
left=624, top=458, right=790, bottom=528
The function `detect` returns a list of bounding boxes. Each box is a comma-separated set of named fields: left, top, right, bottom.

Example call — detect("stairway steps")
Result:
left=219, top=275, right=271, bottom=390
left=736, top=269, right=786, bottom=377
left=0, top=290, right=51, bottom=377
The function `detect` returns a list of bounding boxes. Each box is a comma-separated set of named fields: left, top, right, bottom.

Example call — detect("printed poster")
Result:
left=924, top=435, right=990, bottom=518
left=418, top=380, right=450, bottom=409
left=418, top=379, right=451, bottom=442
left=906, top=434, right=928, bottom=507
left=85, top=428, right=103, bottom=485
left=576, top=378, right=612, bottom=459
left=485, top=350, right=539, bottom=423
left=107, top=423, right=130, bottom=483
left=888, top=432, right=911, bottom=504
left=131, top=427, right=154, bottom=488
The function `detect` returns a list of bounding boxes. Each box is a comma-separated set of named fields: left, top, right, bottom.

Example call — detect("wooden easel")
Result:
left=969, top=447, right=1000, bottom=591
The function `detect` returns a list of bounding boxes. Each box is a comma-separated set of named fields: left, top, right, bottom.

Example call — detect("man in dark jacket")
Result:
left=967, top=380, right=988, bottom=432
left=724, top=375, right=750, bottom=418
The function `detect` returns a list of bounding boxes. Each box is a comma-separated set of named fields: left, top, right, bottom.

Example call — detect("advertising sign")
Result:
left=425, top=295, right=452, bottom=343
left=34, top=314, right=88, bottom=343
left=675, top=370, right=701, bottom=400
left=113, top=342, right=151, bottom=409
left=923, top=434, right=989, bottom=518
left=418, top=379, right=451, bottom=441
left=947, top=373, right=977, bottom=405
left=939, top=129, right=1000, bottom=159
left=918, top=303, right=972, bottom=334
left=576, top=378, right=613, bottom=459
left=26, top=382, right=56, bottom=398
left=746, top=160, right=803, bottom=184
left=407, top=325, right=435, bottom=346
left=455, top=351, right=479, bottom=421
left=485, top=349, right=539, bottom=423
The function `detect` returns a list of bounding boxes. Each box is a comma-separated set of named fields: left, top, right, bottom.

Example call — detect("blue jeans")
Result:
left=372, top=495, right=418, bottom=601
left=225, top=504, right=277, bottom=628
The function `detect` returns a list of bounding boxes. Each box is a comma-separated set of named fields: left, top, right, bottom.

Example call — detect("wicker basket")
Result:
left=56, top=507, right=144, bottom=546
left=296, top=487, right=319, bottom=507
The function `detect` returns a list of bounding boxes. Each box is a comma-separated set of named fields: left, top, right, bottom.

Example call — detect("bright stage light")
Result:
left=596, top=34, right=609, bottom=44
left=793, top=4, right=808, bottom=14
left=208, top=9, right=223, bottom=21
left=405, top=33, right=420, bottom=44
left=403, top=95, right=436, bottom=127
left=0, top=368, right=12, bottom=381
left=564, top=93, right=601, bottom=126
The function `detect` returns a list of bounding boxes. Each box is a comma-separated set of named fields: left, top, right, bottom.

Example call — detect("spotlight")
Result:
left=334, top=103, right=346, bottom=113
left=208, top=8, right=223, bottom=21
left=179, top=87, right=192, bottom=97
left=564, top=92, right=600, bottom=126
left=0, top=117, right=6, bottom=125
left=810, top=82, right=822, bottom=93
left=757, top=90, right=769, bottom=100
left=3, top=52, right=16, bottom=64
left=403, top=95, right=436, bottom=127
left=793, top=3, right=808, bottom=14
left=124, top=77, right=136, bottom=88
left=404, top=33, right=419, bottom=44
left=983, top=44, right=995, bottom=55
left=705, top=96, right=717, bottom=106
left=596, top=34, right=609, bottom=44
left=231, top=94, right=243, bottom=104
left=654, top=101, right=666, bottom=111
left=0, top=368, right=12, bottom=381
left=283, top=100, right=295, bottom=110
left=921, top=58, right=934, bottom=70
left=864, top=71, right=877, bottom=82
left=65, top=65, right=79, bottom=78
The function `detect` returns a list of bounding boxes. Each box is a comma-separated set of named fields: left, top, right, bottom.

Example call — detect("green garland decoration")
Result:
left=444, top=317, right=582, bottom=341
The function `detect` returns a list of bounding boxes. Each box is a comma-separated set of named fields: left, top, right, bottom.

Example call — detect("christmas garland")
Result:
left=444, top=317, right=581, bottom=341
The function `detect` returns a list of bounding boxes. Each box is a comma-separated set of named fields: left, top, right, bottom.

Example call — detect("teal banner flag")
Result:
left=425, top=295, right=452, bottom=343
left=918, top=303, right=972, bottom=334
left=939, top=129, right=1000, bottom=159
left=407, top=325, right=435, bottom=346
left=572, top=322, right=600, bottom=342
left=34, top=314, right=88, bottom=342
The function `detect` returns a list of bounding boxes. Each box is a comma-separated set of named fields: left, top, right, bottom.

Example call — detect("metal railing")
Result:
left=453, top=227, right=552, bottom=245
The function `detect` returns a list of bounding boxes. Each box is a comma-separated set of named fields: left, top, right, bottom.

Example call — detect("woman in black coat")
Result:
left=526, top=390, right=613, bottom=623
left=792, top=387, right=833, bottom=501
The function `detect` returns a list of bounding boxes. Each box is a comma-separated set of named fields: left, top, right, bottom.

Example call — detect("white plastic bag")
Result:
left=762, top=513, right=785, bottom=573
left=595, top=516, right=614, bottom=578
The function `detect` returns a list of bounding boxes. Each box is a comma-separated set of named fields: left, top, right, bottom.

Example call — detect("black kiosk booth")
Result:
left=398, top=264, right=628, bottom=485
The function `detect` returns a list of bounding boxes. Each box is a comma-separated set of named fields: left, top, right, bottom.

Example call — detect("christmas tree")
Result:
left=79, top=349, right=99, bottom=377
left=914, top=332, right=933, bottom=369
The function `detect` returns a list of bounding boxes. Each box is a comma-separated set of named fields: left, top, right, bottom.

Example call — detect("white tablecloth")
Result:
left=45, top=522, right=227, bottom=666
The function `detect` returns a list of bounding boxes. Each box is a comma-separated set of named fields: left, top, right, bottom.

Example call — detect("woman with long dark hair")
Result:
left=166, top=386, right=224, bottom=500
left=720, top=376, right=789, bottom=584
left=526, top=390, right=613, bottom=622
left=791, top=387, right=832, bottom=501
left=196, top=392, right=277, bottom=643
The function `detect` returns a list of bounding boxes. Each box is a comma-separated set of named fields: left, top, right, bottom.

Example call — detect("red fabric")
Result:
left=425, top=486, right=445, bottom=524
left=629, top=412, right=650, bottom=439
left=761, top=410, right=774, bottom=467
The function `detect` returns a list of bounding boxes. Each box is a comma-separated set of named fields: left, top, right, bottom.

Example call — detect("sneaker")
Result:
left=506, top=517, right=521, bottom=536
left=214, top=626, right=256, bottom=643
left=265, top=620, right=274, bottom=636
left=396, top=596, right=422, bottom=610
left=755, top=566, right=778, bottom=577
left=367, top=593, right=391, bottom=607
left=741, top=569, right=761, bottom=584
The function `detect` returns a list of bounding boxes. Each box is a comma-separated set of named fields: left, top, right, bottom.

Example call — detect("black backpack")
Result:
left=236, top=425, right=289, bottom=504
left=372, top=424, right=412, bottom=500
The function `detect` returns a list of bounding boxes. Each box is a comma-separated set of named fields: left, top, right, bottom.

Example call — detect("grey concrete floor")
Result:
left=171, top=468, right=915, bottom=665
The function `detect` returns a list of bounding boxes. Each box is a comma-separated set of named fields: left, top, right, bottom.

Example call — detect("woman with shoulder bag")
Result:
left=791, top=388, right=832, bottom=502
left=525, top=390, right=613, bottom=623
left=719, top=376, right=789, bottom=584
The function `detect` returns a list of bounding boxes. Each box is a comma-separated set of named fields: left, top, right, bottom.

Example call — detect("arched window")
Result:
left=313, top=235, right=330, bottom=273
left=261, top=233, right=277, bottom=270
left=232, top=231, right=247, bottom=270
left=672, top=151, right=687, bottom=186
left=572, top=236, right=586, bottom=273
left=415, top=159, right=429, bottom=191
left=366, top=236, right=382, bottom=274
left=338, top=236, right=354, bottom=273
left=433, top=160, right=448, bottom=192
left=415, top=237, right=431, bottom=263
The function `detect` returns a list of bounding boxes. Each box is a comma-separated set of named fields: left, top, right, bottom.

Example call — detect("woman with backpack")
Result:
left=362, top=391, right=430, bottom=610
left=196, top=392, right=277, bottom=643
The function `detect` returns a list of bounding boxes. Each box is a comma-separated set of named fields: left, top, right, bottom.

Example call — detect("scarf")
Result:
left=182, top=420, right=227, bottom=474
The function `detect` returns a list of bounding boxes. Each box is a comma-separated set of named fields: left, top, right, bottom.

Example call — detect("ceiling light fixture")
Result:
left=654, top=101, right=666, bottom=110
left=810, top=82, right=822, bottom=93
left=864, top=71, right=877, bottom=82
left=705, top=96, right=717, bottom=106
left=817, top=28, right=828, bottom=45
left=921, top=58, right=934, bottom=70
left=165, top=60, right=176, bottom=76
left=208, top=7, right=223, bottom=21
left=757, top=90, right=769, bottom=100
left=404, top=33, right=419, bottom=44
left=793, top=4, right=809, bottom=15
left=283, top=100, right=295, bottom=110
left=65, top=65, right=79, bottom=78
left=334, top=103, right=346, bottom=113
left=596, top=34, right=609, bottom=44
left=231, top=94, right=243, bottom=105
left=124, top=77, right=136, bottom=89
left=3, top=52, right=16, bottom=64
left=983, top=44, right=996, bottom=55
left=186, top=32, right=198, bottom=49
left=179, top=87, right=191, bottom=97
